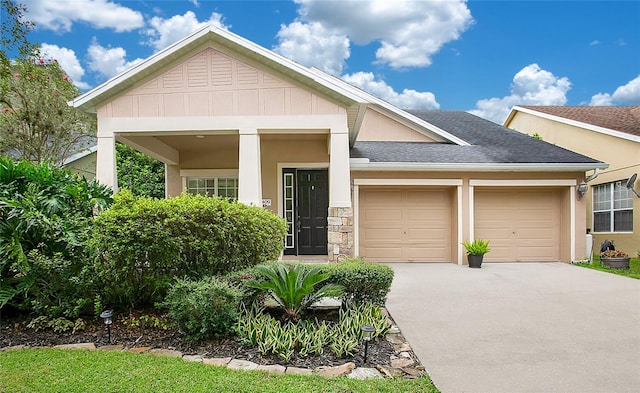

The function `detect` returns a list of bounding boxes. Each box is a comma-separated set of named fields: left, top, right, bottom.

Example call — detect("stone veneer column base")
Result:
left=327, top=207, right=354, bottom=262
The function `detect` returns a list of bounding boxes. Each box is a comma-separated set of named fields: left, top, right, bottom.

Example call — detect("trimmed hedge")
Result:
left=90, top=191, right=287, bottom=308
left=317, top=258, right=394, bottom=305
left=160, top=276, right=243, bottom=340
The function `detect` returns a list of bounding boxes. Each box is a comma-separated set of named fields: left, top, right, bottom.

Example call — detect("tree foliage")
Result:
left=0, top=156, right=113, bottom=316
left=116, top=142, right=165, bottom=198
left=1, top=0, right=37, bottom=77
left=0, top=59, right=95, bottom=164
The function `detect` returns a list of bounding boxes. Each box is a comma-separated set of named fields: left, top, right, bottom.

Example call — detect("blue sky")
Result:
left=20, top=0, right=640, bottom=123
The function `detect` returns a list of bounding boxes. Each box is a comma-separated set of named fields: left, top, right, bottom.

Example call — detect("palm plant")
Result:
left=247, top=264, right=344, bottom=320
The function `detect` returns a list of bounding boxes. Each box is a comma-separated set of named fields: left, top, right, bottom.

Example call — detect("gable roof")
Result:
left=505, top=106, right=640, bottom=143
left=71, top=24, right=468, bottom=147
left=350, top=110, right=608, bottom=171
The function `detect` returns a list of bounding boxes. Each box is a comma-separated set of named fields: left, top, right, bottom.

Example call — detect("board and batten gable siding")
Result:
left=96, top=47, right=346, bottom=119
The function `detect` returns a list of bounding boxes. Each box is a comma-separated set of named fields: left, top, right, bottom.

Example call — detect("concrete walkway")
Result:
left=386, top=263, right=640, bottom=393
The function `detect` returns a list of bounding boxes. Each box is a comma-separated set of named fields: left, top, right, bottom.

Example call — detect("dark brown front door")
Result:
left=283, top=169, right=328, bottom=255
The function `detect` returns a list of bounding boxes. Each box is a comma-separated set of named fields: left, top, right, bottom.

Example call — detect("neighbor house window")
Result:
left=593, top=181, right=633, bottom=232
left=187, top=177, right=238, bottom=200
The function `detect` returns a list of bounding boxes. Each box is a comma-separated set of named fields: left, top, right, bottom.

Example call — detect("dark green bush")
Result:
left=159, top=276, right=243, bottom=341
left=0, top=156, right=113, bottom=317
left=316, top=258, right=394, bottom=305
left=90, top=191, right=287, bottom=308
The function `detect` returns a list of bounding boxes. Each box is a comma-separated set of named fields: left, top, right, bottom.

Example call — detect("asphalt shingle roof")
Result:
left=350, top=110, right=603, bottom=165
left=519, top=106, right=640, bottom=137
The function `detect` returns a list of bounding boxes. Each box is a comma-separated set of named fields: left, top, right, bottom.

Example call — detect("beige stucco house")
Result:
left=505, top=106, right=639, bottom=256
left=72, top=25, right=606, bottom=264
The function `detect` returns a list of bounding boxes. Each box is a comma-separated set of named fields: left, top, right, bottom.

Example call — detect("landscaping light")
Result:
left=361, top=325, right=375, bottom=363
left=100, top=310, right=113, bottom=343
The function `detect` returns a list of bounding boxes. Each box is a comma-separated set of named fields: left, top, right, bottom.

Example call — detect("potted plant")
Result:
left=600, top=249, right=630, bottom=269
left=462, top=239, right=491, bottom=268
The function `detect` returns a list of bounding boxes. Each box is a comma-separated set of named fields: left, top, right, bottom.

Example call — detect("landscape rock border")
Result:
left=1, top=310, right=425, bottom=380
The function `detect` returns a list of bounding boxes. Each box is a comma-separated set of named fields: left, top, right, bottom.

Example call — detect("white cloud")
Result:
left=145, top=11, right=227, bottom=51
left=24, top=0, right=143, bottom=33
left=279, top=0, right=472, bottom=70
left=87, top=39, right=144, bottom=79
left=275, top=22, right=350, bottom=75
left=589, top=76, right=640, bottom=106
left=589, top=40, right=600, bottom=46
left=341, top=72, right=439, bottom=109
left=39, top=43, right=90, bottom=89
left=470, top=64, right=571, bottom=124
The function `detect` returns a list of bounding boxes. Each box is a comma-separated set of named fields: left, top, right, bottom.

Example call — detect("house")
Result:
left=63, top=144, right=97, bottom=180
left=71, top=25, right=606, bottom=264
left=505, top=106, right=639, bottom=256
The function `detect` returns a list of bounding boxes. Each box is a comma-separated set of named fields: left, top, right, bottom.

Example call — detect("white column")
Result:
left=238, top=128, right=262, bottom=206
left=96, top=135, right=117, bottom=193
left=329, top=128, right=351, bottom=208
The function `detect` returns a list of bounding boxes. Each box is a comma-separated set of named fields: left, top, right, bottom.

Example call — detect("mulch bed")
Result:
left=0, top=310, right=396, bottom=369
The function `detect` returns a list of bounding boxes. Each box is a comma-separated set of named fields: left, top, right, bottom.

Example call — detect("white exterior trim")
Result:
left=62, top=145, right=97, bottom=166
left=354, top=178, right=463, bottom=186
left=352, top=178, right=463, bottom=262
left=468, top=184, right=475, bottom=243
left=570, top=185, right=576, bottom=262
left=99, top=115, right=345, bottom=135
left=329, top=128, right=352, bottom=208
left=351, top=162, right=608, bottom=172
left=507, top=106, right=640, bottom=144
left=470, top=179, right=577, bottom=187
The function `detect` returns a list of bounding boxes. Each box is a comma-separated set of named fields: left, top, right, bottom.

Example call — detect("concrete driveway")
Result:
left=386, top=263, right=640, bottom=393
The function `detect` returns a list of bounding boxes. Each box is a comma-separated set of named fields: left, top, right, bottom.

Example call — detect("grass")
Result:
left=0, top=349, right=440, bottom=393
left=575, top=256, right=640, bottom=279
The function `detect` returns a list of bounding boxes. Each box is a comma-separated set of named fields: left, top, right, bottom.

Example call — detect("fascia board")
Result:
left=349, top=161, right=610, bottom=172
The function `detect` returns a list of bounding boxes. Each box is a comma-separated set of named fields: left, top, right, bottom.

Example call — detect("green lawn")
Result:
left=0, top=349, right=439, bottom=393
left=575, top=256, right=640, bottom=279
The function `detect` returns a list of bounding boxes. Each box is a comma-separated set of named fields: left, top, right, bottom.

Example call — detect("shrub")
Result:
left=90, top=191, right=287, bottom=308
left=246, top=264, right=344, bottom=320
left=318, top=258, right=394, bottom=305
left=236, top=301, right=389, bottom=360
left=159, top=276, right=243, bottom=341
left=0, top=156, right=112, bottom=317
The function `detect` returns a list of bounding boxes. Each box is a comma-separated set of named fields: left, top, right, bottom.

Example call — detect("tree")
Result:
left=116, top=142, right=166, bottom=198
left=0, top=1, right=94, bottom=165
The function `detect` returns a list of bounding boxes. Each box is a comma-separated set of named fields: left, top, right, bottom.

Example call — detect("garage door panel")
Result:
left=360, top=187, right=453, bottom=262
left=475, top=189, right=560, bottom=262
left=362, top=228, right=402, bottom=242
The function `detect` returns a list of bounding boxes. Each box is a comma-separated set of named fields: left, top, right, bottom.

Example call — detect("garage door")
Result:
left=475, top=188, right=561, bottom=262
left=359, top=188, right=452, bottom=262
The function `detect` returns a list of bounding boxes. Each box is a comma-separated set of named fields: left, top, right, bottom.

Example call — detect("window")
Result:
left=593, top=181, right=633, bottom=232
left=187, top=177, right=238, bottom=200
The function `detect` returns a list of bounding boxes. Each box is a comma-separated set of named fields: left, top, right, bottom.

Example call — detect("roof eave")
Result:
left=349, top=161, right=609, bottom=172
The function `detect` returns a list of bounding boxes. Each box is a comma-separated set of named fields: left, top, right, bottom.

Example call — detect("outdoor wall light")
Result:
left=361, top=325, right=375, bottom=363
left=577, top=181, right=588, bottom=200
left=626, top=173, right=640, bottom=198
left=100, top=310, right=113, bottom=343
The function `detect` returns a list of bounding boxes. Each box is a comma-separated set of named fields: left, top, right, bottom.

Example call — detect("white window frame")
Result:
left=180, top=169, right=239, bottom=199
left=592, top=181, right=634, bottom=233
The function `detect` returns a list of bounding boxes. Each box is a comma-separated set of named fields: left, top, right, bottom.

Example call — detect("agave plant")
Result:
left=247, top=264, right=344, bottom=320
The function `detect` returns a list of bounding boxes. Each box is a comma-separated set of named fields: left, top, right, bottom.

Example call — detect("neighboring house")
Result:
left=505, top=106, right=639, bottom=256
left=63, top=145, right=97, bottom=180
left=71, top=25, right=606, bottom=264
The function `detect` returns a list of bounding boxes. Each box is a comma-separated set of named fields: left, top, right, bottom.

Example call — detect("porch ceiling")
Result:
left=155, top=134, right=239, bottom=151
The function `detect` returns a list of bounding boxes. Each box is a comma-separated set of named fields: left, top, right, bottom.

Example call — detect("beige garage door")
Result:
left=359, top=188, right=453, bottom=262
left=475, top=188, right=561, bottom=262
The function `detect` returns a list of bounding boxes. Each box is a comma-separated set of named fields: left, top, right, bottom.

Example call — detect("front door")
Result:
left=283, top=169, right=328, bottom=255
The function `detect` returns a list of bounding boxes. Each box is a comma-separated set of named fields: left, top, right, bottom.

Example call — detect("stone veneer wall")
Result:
left=327, top=207, right=353, bottom=262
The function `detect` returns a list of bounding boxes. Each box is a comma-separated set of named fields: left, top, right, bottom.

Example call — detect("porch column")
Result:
left=328, top=127, right=353, bottom=261
left=329, top=128, right=351, bottom=208
left=238, top=128, right=262, bottom=206
left=96, top=135, right=117, bottom=193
